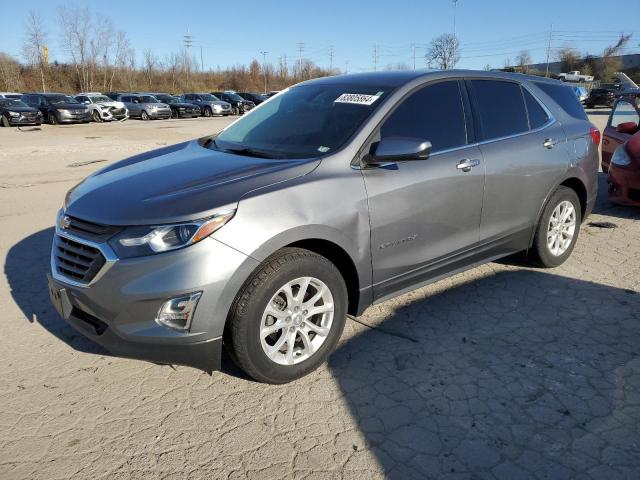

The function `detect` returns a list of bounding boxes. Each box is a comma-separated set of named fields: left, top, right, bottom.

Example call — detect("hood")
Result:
left=96, top=100, right=125, bottom=109
left=65, top=139, right=320, bottom=225
left=2, top=106, right=38, bottom=113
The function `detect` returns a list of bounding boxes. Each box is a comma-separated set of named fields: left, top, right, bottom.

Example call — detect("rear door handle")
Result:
left=456, top=158, right=480, bottom=172
left=543, top=138, right=558, bottom=149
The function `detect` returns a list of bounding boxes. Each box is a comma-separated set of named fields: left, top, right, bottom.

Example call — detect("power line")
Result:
left=329, top=45, right=334, bottom=71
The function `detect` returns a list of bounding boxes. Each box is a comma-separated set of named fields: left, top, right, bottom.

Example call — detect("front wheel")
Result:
left=225, top=248, right=347, bottom=384
left=171, top=108, right=178, bottom=119
left=140, top=110, right=149, bottom=121
left=203, top=107, right=212, bottom=117
left=48, top=112, right=58, bottom=125
left=528, top=186, right=581, bottom=268
left=92, top=110, right=102, bottom=122
left=1, top=115, right=10, bottom=127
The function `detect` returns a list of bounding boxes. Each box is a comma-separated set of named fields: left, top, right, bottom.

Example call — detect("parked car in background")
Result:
left=573, top=86, right=588, bottom=104
left=584, top=86, right=618, bottom=108
left=558, top=71, right=594, bottom=83
left=0, top=92, right=23, bottom=99
left=111, top=94, right=171, bottom=120
left=211, top=91, right=255, bottom=115
left=602, top=97, right=640, bottom=178
left=607, top=130, right=640, bottom=206
left=21, top=93, right=90, bottom=124
left=617, top=88, right=640, bottom=105
left=182, top=93, right=232, bottom=117
left=0, top=98, right=42, bottom=126
left=237, top=92, right=267, bottom=105
left=48, top=70, right=598, bottom=383
left=264, top=91, right=280, bottom=98
left=75, top=93, right=129, bottom=122
left=150, top=93, right=201, bottom=118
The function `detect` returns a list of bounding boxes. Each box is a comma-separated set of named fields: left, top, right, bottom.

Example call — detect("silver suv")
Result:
left=48, top=71, right=599, bottom=383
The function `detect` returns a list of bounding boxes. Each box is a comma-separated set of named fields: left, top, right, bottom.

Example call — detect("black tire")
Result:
left=585, top=102, right=594, bottom=109
left=528, top=186, right=582, bottom=268
left=140, top=110, right=149, bottom=121
left=225, top=247, right=348, bottom=384
left=48, top=112, right=58, bottom=125
left=203, top=107, right=212, bottom=117
left=232, top=106, right=239, bottom=116
left=1, top=115, right=10, bottom=127
left=92, top=110, right=102, bottom=122
left=171, top=108, right=178, bottom=119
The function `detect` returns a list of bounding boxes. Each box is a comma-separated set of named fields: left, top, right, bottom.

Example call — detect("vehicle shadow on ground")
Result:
left=4, top=226, right=250, bottom=378
left=329, top=270, right=640, bottom=479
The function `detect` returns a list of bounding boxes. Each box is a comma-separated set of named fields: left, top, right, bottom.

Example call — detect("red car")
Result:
left=603, top=99, right=640, bottom=205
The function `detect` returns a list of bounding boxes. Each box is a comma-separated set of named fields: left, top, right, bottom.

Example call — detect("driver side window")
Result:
left=380, top=81, right=467, bottom=153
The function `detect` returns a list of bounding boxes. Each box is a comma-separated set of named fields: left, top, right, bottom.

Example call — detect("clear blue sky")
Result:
left=2, top=0, right=639, bottom=72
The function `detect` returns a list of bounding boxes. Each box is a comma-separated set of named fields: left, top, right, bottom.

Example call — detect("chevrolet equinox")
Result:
left=48, top=70, right=599, bottom=383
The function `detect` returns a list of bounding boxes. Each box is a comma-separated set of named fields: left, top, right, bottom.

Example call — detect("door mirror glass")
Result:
left=369, top=137, right=432, bottom=163
left=617, top=121, right=638, bottom=134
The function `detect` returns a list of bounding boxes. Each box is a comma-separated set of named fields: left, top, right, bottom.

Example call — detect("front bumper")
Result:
left=149, top=109, right=172, bottom=119
left=58, top=111, right=91, bottom=123
left=48, top=228, right=259, bottom=371
left=608, top=163, right=640, bottom=206
left=8, top=114, right=41, bottom=125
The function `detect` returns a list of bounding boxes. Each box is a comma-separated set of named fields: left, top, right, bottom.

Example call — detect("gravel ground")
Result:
left=1, top=111, right=640, bottom=479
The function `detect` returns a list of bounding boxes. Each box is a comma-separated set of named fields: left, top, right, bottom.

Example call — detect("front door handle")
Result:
left=456, top=158, right=480, bottom=172
left=543, top=138, right=558, bottom=149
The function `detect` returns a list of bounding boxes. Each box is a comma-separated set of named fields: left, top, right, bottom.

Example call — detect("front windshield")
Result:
left=89, top=95, right=111, bottom=103
left=140, top=95, right=159, bottom=103
left=201, top=94, right=219, bottom=102
left=225, top=92, right=244, bottom=102
left=215, top=83, right=391, bottom=159
left=48, top=95, right=79, bottom=105
left=155, top=95, right=173, bottom=103
left=0, top=99, right=28, bottom=108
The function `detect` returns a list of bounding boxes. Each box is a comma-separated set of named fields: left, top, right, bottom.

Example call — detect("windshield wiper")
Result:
left=221, top=145, right=280, bottom=159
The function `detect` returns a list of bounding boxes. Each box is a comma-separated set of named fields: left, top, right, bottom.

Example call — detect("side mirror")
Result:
left=617, top=122, right=638, bottom=134
left=83, top=100, right=90, bottom=104
left=367, top=137, right=432, bottom=164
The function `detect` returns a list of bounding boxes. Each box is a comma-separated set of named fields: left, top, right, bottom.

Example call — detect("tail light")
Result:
left=589, top=126, right=601, bottom=147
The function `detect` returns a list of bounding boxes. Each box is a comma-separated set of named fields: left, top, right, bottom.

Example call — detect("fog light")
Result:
left=156, top=292, right=202, bottom=331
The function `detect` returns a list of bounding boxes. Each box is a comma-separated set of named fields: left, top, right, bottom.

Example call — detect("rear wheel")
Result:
left=225, top=248, right=347, bottom=384
left=140, top=110, right=149, bottom=121
left=528, top=186, right=581, bottom=268
left=1, top=115, right=10, bottom=127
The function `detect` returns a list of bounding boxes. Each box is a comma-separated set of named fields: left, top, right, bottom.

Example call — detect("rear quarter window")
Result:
left=534, top=82, right=587, bottom=120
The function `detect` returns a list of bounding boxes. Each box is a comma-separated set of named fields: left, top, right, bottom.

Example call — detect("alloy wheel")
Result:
left=547, top=200, right=576, bottom=256
left=259, top=277, right=334, bottom=366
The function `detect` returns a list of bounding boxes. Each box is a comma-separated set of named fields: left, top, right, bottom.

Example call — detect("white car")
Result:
left=75, top=93, right=129, bottom=122
left=0, top=92, right=23, bottom=99
left=557, top=71, right=594, bottom=83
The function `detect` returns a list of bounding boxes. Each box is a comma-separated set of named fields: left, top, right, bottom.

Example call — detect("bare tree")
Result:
left=22, top=9, right=48, bottom=92
left=426, top=34, right=460, bottom=70
left=143, top=49, right=158, bottom=89
left=58, top=4, right=93, bottom=91
left=110, top=30, right=130, bottom=91
left=557, top=47, right=581, bottom=73
left=516, top=50, right=532, bottom=71
left=0, top=53, right=22, bottom=91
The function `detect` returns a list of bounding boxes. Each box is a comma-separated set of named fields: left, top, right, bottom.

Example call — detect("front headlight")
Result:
left=150, top=106, right=158, bottom=111
left=611, top=145, right=631, bottom=167
left=108, top=211, right=235, bottom=259
left=8, top=111, right=20, bottom=117
left=57, top=108, right=68, bottom=113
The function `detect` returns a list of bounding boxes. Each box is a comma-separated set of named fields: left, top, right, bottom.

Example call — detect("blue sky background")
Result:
left=1, top=0, right=639, bottom=72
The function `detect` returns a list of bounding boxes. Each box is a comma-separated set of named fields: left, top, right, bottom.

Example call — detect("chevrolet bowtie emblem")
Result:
left=59, top=215, right=71, bottom=230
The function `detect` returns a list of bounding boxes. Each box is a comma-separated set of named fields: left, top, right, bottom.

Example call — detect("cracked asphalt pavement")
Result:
left=1, top=112, right=639, bottom=479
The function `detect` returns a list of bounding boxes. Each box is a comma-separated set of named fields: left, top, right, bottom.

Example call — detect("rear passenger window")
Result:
left=523, top=89, right=549, bottom=129
left=609, top=101, right=640, bottom=128
left=470, top=80, right=528, bottom=140
left=534, top=82, right=587, bottom=120
left=381, top=81, right=467, bottom=153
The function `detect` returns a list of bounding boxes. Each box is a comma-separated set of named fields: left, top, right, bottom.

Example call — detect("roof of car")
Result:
left=298, top=69, right=564, bottom=88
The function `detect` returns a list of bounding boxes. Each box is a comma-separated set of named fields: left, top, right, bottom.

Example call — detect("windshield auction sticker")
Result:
left=334, top=93, right=381, bottom=105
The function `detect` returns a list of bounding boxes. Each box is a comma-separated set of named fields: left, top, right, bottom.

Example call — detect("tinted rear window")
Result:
left=534, top=82, right=587, bottom=120
left=523, top=89, right=549, bottom=129
left=470, top=80, right=529, bottom=140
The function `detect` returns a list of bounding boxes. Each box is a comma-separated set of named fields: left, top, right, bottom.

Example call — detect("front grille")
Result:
left=54, top=235, right=106, bottom=283
left=63, top=216, right=121, bottom=242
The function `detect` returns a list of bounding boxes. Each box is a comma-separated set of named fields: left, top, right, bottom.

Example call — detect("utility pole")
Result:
left=200, top=45, right=204, bottom=72
left=297, top=42, right=304, bottom=79
left=329, top=45, right=335, bottom=72
left=283, top=54, right=288, bottom=78
left=373, top=44, right=379, bottom=71
left=411, top=43, right=417, bottom=70
left=260, top=51, right=268, bottom=94
left=184, top=32, right=193, bottom=88
left=344, top=60, right=349, bottom=74
left=453, top=0, right=459, bottom=37
left=545, top=24, right=553, bottom=77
